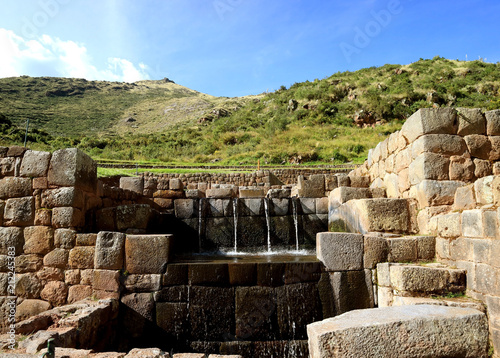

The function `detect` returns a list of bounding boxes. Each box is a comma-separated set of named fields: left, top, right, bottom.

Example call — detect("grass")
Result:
left=0, top=57, right=499, bottom=167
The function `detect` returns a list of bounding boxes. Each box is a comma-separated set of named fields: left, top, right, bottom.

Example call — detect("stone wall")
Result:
left=349, top=107, right=500, bottom=355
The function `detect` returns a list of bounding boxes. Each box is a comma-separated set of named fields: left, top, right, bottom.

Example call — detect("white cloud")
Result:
left=0, top=28, right=150, bottom=82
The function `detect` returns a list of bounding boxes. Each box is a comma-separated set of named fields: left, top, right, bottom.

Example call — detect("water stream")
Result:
left=264, top=198, right=272, bottom=252
left=198, top=198, right=204, bottom=253
left=233, top=198, right=239, bottom=253
left=292, top=198, right=299, bottom=251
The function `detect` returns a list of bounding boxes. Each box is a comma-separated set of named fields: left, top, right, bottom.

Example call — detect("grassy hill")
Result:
left=0, top=57, right=499, bottom=166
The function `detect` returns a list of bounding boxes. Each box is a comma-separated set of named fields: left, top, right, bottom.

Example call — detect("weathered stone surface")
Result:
left=364, top=235, right=388, bottom=269
left=453, top=184, right=476, bottom=211
left=348, top=175, right=370, bottom=188
left=95, top=231, right=125, bottom=270
left=4, top=196, right=35, bottom=226
left=19, top=150, right=51, bottom=177
left=437, top=212, right=461, bottom=238
left=122, top=292, right=156, bottom=322
left=93, top=269, right=120, bottom=292
left=449, top=155, right=475, bottom=181
left=116, top=204, right=152, bottom=231
left=239, top=187, right=265, bottom=198
left=0, top=177, right=32, bottom=199
left=464, top=134, right=491, bottom=160
left=76, top=233, right=97, bottom=246
left=64, top=269, right=80, bottom=285
left=52, top=207, right=84, bottom=228
left=125, top=234, right=173, bottom=274
left=43, top=248, right=68, bottom=269
left=68, top=246, right=95, bottom=269
left=400, top=108, right=458, bottom=143
left=475, top=175, right=494, bottom=205
left=23, top=226, right=54, bottom=255
left=462, top=209, right=484, bottom=238
left=47, top=148, right=97, bottom=192
left=174, top=199, right=197, bottom=219
left=206, top=188, right=235, bottom=198
left=387, top=237, right=417, bottom=263
left=297, top=174, right=325, bottom=198
left=125, top=348, right=170, bottom=358
left=307, top=305, right=488, bottom=358
left=489, top=136, right=500, bottom=161
left=328, top=187, right=371, bottom=209
left=80, top=269, right=94, bottom=285
left=15, top=299, right=51, bottom=321
left=40, top=280, right=68, bottom=306
left=317, top=233, right=363, bottom=271
left=156, top=301, right=189, bottom=340
left=330, top=270, right=374, bottom=315
left=0, top=226, right=24, bottom=255
left=15, top=254, right=43, bottom=273
left=411, top=134, right=466, bottom=157
left=189, top=263, right=229, bottom=286
left=54, top=228, right=77, bottom=249
left=456, top=108, right=486, bottom=136
left=41, top=187, right=85, bottom=209
left=153, top=190, right=185, bottom=199
left=335, top=198, right=411, bottom=234
left=15, top=273, right=42, bottom=299
left=235, top=286, right=276, bottom=340
left=389, top=265, right=466, bottom=294
left=486, top=109, right=500, bottom=135
left=415, top=180, right=464, bottom=207
left=35, top=208, right=52, bottom=226
left=123, top=274, right=161, bottom=292
left=120, top=176, right=144, bottom=194
left=474, top=158, right=492, bottom=178
left=409, top=152, right=450, bottom=184
left=21, top=330, right=58, bottom=354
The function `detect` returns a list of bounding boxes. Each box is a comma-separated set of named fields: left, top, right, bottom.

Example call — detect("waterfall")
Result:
left=233, top=197, right=239, bottom=253
left=198, top=198, right=204, bottom=253
left=292, top=197, right=299, bottom=251
left=264, top=198, right=272, bottom=252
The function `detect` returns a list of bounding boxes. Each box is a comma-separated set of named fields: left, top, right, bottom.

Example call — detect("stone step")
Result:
left=329, top=197, right=416, bottom=235
left=307, top=305, right=488, bottom=358
left=377, top=263, right=468, bottom=307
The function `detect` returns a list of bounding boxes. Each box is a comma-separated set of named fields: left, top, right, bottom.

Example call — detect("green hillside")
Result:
left=0, top=57, right=499, bottom=165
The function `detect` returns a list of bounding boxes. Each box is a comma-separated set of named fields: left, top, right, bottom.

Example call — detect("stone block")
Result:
left=80, top=269, right=94, bottom=285
left=473, top=239, right=491, bottom=264
left=41, top=187, right=85, bottom=209
left=156, top=302, right=189, bottom=340
left=43, top=248, right=68, bottom=268
left=121, top=292, right=155, bottom=323
left=235, top=286, right=276, bottom=340
left=65, top=269, right=80, bottom=285
left=336, top=198, right=411, bottom=234
left=0, top=177, right=32, bottom=199
left=453, top=184, right=476, bottom=211
left=437, top=213, right=461, bottom=238
left=15, top=273, right=42, bottom=298
left=54, top=228, right=77, bottom=249
left=228, top=263, right=256, bottom=286
left=483, top=210, right=497, bottom=238
left=22, top=226, right=53, bottom=255
left=52, top=207, right=84, bottom=228
left=315, top=197, right=328, bottom=214
left=0, top=226, right=23, bottom=255
left=449, top=155, right=475, bottom=181
left=19, top=150, right=51, bottom=177
left=15, top=254, right=43, bottom=273
left=119, top=177, right=144, bottom=194
left=169, top=178, right=183, bottom=190
left=475, top=175, right=494, bottom=205
left=456, top=108, right=486, bottom=136
left=67, top=285, right=93, bottom=303
left=116, top=204, right=152, bottom=231
left=35, top=208, right=52, bottom=226
left=185, top=189, right=205, bottom=199
left=188, top=263, right=229, bottom=285
left=330, top=270, right=374, bottom=315
left=125, top=234, right=173, bottom=274
left=411, top=134, right=466, bottom=157
left=123, top=274, right=161, bottom=292
left=363, top=234, right=389, bottom=269
left=206, top=188, right=235, bottom=198
left=162, top=264, right=188, bottom=286
left=389, top=265, right=466, bottom=293
left=15, top=299, right=50, bottom=322
left=377, top=286, right=394, bottom=307
left=383, top=173, right=399, bottom=198
left=400, top=108, right=458, bottom=143
left=68, top=246, right=95, bottom=269
left=395, top=148, right=411, bottom=172
left=486, top=109, right=500, bottom=135
left=93, top=269, right=120, bottom=292
left=449, top=237, right=473, bottom=262
left=36, top=267, right=64, bottom=284
left=348, top=175, right=370, bottom=188
left=474, top=158, right=492, bottom=178
left=0, top=157, right=16, bottom=176
left=464, top=134, right=491, bottom=160
left=47, top=148, right=97, bottom=192
left=298, top=174, right=326, bottom=198
left=4, top=196, right=35, bottom=226
left=307, top=305, right=488, bottom=358
left=387, top=237, right=417, bottom=263
left=317, top=232, right=363, bottom=271
left=239, top=187, right=265, bottom=198
left=269, top=198, right=290, bottom=216
left=40, top=280, right=68, bottom=306
left=415, top=180, right=464, bottom=208
left=95, top=231, right=125, bottom=270
left=409, top=152, right=450, bottom=184
left=153, top=190, right=184, bottom=199
left=462, top=209, right=484, bottom=238
left=239, top=198, right=264, bottom=216
left=489, top=136, right=500, bottom=161
left=417, top=236, right=436, bottom=260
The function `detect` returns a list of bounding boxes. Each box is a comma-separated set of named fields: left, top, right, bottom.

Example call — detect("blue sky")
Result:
left=0, top=0, right=499, bottom=97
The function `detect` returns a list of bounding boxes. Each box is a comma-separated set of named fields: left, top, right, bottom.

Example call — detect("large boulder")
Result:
left=308, top=305, right=488, bottom=358
left=47, top=148, right=97, bottom=193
